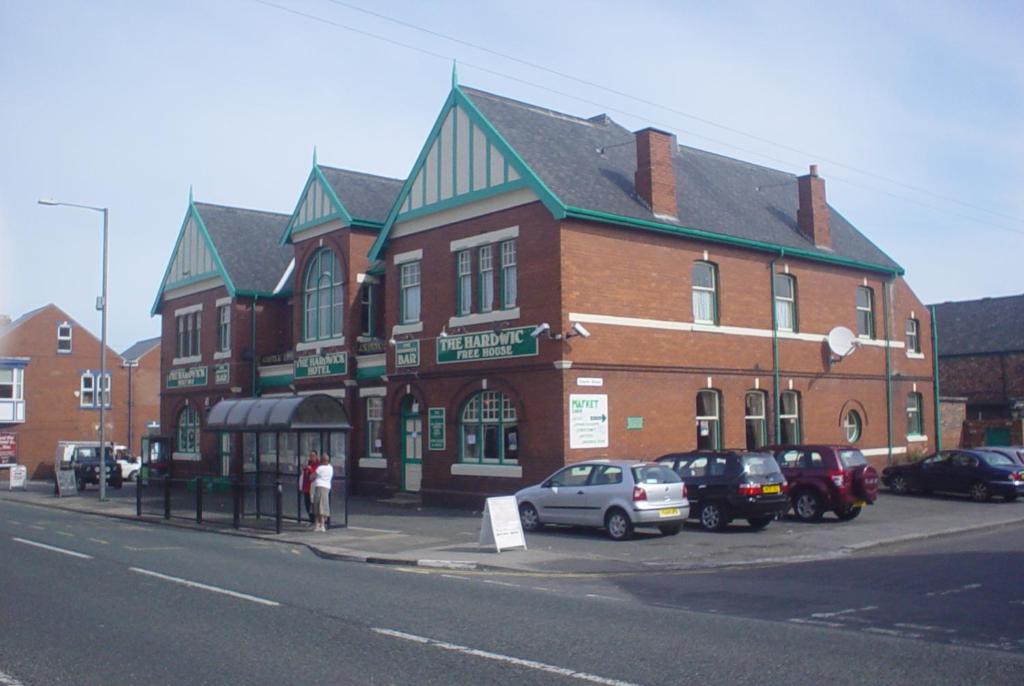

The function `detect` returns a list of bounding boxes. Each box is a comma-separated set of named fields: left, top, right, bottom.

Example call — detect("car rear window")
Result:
left=632, top=464, right=682, bottom=484
left=742, top=454, right=782, bottom=476
left=978, top=451, right=1014, bottom=467
left=839, top=450, right=868, bottom=468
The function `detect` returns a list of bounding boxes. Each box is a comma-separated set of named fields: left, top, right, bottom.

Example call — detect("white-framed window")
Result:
left=366, top=397, right=383, bottom=457
left=456, top=250, right=472, bottom=316
left=478, top=244, right=494, bottom=313
left=844, top=409, right=862, bottom=443
left=692, top=261, right=718, bottom=325
left=856, top=286, right=875, bottom=339
left=400, top=261, right=421, bottom=324
left=460, top=390, right=518, bottom=464
left=176, top=311, right=201, bottom=358
left=217, top=304, right=231, bottom=353
left=303, top=248, right=344, bottom=341
left=176, top=404, right=200, bottom=453
left=907, top=393, right=923, bottom=437
left=696, top=389, right=721, bottom=450
left=906, top=318, right=920, bottom=354
left=779, top=391, right=802, bottom=444
left=359, top=283, right=376, bottom=338
left=98, top=373, right=110, bottom=408
left=774, top=274, right=797, bottom=332
left=0, top=367, right=25, bottom=423
left=80, top=373, right=95, bottom=408
left=500, top=240, right=517, bottom=308
left=57, top=322, right=72, bottom=353
left=744, top=390, right=768, bottom=450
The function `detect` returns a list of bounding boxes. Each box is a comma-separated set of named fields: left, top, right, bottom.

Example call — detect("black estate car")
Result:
left=882, top=449, right=1024, bottom=502
left=657, top=451, right=788, bottom=531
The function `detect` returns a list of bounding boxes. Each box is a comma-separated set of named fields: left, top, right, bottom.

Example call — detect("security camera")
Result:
left=570, top=322, right=591, bottom=338
left=530, top=322, right=551, bottom=338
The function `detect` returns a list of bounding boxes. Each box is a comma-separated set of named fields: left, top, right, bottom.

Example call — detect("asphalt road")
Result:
left=1, top=499, right=1022, bottom=686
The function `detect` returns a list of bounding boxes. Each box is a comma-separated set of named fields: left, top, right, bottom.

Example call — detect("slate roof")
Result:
left=931, top=294, right=1024, bottom=356
left=120, top=336, right=160, bottom=362
left=193, top=202, right=293, bottom=295
left=461, top=87, right=900, bottom=272
left=318, top=166, right=403, bottom=225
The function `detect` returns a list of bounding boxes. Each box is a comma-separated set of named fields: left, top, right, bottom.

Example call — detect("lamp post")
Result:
left=38, top=199, right=109, bottom=501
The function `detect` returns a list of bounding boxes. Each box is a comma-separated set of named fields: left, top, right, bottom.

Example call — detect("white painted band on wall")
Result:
left=448, top=308, right=520, bottom=328
left=173, top=303, right=203, bottom=316
left=358, top=458, right=387, bottom=469
left=450, top=463, right=523, bottom=478
left=359, top=387, right=387, bottom=398
left=392, top=322, right=423, bottom=336
left=860, top=446, right=908, bottom=457
left=449, top=225, right=519, bottom=251
left=392, top=248, right=423, bottom=265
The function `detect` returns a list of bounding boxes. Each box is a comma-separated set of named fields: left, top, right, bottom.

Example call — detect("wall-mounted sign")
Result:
left=576, top=377, right=604, bottom=387
left=357, top=339, right=388, bottom=355
left=0, top=432, right=16, bottom=464
left=436, top=327, right=538, bottom=365
left=428, top=407, right=446, bottom=450
left=396, top=340, right=421, bottom=368
left=569, top=394, right=609, bottom=449
left=260, top=351, right=295, bottom=365
left=214, top=364, right=230, bottom=386
left=294, top=352, right=348, bottom=379
left=167, top=366, right=208, bottom=389
left=627, top=416, right=644, bottom=430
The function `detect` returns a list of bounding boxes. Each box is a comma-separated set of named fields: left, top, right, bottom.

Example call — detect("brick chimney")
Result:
left=797, top=164, right=831, bottom=248
left=634, top=128, right=678, bottom=219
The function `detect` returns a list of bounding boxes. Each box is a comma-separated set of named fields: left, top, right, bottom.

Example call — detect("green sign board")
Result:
left=395, top=340, right=420, bottom=368
left=294, top=352, right=348, bottom=379
left=436, top=327, right=538, bottom=365
left=428, top=407, right=446, bottom=451
left=627, top=416, right=644, bottom=430
left=166, top=366, right=208, bottom=389
left=214, top=363, right=230, bottom=386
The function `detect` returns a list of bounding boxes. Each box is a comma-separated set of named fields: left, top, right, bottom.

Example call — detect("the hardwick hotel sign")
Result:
left=167, top=366, right=208, bottom=389
left=436, top=327, right=538, bottom=365
left=294, top=352, right=348, bottom=379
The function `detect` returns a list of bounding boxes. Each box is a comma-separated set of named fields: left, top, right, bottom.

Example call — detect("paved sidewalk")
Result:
left=3, top=479, right=1023, bottom=574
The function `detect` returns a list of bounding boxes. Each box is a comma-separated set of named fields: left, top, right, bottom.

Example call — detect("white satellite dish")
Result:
left=827, top=326, right=858, bottom=359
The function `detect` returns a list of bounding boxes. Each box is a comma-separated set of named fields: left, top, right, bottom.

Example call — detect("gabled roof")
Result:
left=151, top=198, right=292, bottom=314
left=120, top=336, right=161, bottom=362
left=369, top=85, right=902, bottom=275
left=0, top=305, right=48, bottom=339
left=931, top=294, right=1024, bottom=356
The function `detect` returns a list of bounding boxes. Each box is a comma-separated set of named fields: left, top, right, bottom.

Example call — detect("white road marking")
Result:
left=129, top=568, right=280, bottom=607
left=894, top=622, right=956, bottom=634
left=372, top=628, right=645, bottom=686
left=927, top=583, right=981, bottom=597
left=441, top=574, right=472, bottom=581
left=482, top=579, right=522, bottom=589
left=0, top=668, right=26, bottom=685
left=789, top=618, right=843, bottom=628
left=13, top=537, right=93, bottom=559
left=55, top=531, right=74, bottom=537
left=863, top=627, right=924, bottom=639
left=89, top=538, right=110, bottom=545
left=585, top=593, right=624, bottom=602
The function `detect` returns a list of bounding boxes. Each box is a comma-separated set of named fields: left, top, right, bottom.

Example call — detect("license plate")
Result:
left=853, top=500, right=865, bottom=508
left=659, top=508, right=680, bottom=517
left=762, top=484, right=781, bottom=494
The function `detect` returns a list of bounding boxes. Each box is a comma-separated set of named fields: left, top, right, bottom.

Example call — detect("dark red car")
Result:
left=768, top=445, right=879, bottom=521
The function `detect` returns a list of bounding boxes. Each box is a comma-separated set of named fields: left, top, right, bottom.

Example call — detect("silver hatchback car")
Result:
left=515, top=460, right=689, bottom=540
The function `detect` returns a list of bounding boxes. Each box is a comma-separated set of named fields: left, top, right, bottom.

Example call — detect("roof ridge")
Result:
left=317, top=165, right=403, bottom=183
left=931, top=292, right=1024, bottom=307
left=193, top=201, right=290, bottom=218
left=461, top=85, right=609, bottom=129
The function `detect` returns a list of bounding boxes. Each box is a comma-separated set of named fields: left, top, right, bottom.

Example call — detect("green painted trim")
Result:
left=162, top=271, right=221, bottom=292
left=234, top=289, right=286, bottom=298
left=468, top=117, right=475, bottom=193
left=770, top=255, right=781, bottom=443
left=390, top=178, right=529, bottom=224
left=191, top=203, right=237, bottom=297
left=278, top=165, right=353, bottom=245
left=451, top=101, right=458, bottom=196
left=350, top=219, right=385, bottom=230
left=315, top=165, right=354, bottom=225
left=150, top=202, right=198, bottom=316
left=563, top=206, right=904, bottom=276
left=882, top=280, right=894, bottom=465
left=355, top=364, right=386, bottom=380
left=929, top=304, right=942, bottom=452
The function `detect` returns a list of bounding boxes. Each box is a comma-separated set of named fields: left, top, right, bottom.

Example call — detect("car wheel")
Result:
left=658, top=523, right=682, bottom=536
left=970, top=482, right=991, bottom=502
left=889, top=475, right=909, bottom=495
left=835, top=505, right=862, bottom=521
left=519, top=503, right=542, bottom=532
left=699, top=503, right=729, bottom=532
left=747, top=517, right=772, bottom=531
left=605, top=508, right=634, bottom=541
left=793, top=491, right=825, bottom=522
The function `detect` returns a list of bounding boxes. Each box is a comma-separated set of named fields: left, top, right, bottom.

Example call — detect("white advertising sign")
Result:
left=576, top=377, right=603, bottom=387
left=479, top=496, right=527, bottom=552
left=9, top=465, right=27, bottom=490
left=569, top=394, right=609, bottom=449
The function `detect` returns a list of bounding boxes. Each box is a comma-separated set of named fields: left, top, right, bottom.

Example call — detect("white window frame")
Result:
left=0, top=368, right=23, bottom=401
left=907, top=393, right=923, bottom=437
left=774, top=274, right=796, bottom=333
left=906, top=318, right=920, bottom=354
left=744, top=390, right=767, bottom=450
left=500, top=240, right=517, bottom=309
left=856, top=287, right=875, bottom=339
left=80, top=373, right=96, bottom=408
left=400, top=261, right=422, bottom=324
left=696, top=389, right=721, bottom=449
left=456, top=250, right=472, bottom=316
left=217, top=304, right=231, bottom=353
left=692, top=262, right=718, bottom=325
left=57, top=322, right=73, bottom=353
left=366, top=397, right=383, bottom=458
left=844, top=409, right=862, bottom=443
left=779, top=391, right=802, bottom=443
left=478, top=244, right=494, bottom=313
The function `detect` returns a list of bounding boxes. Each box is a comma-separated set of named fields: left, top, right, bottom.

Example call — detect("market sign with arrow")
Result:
left=569, top=394, right=609, bottom=449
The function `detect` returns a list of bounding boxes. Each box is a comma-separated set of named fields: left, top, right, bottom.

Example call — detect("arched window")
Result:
left=774, top=274, right=797, bottom=332
left=691, top=261, right=718, bottom=325
left=176, top=404, right=200, bottom=454
left=696, top=389, right=721, bottom=449
left=844, top=409, right=862, bottom=443
left=779, top=391, right=802, bottom=444
left=460, top=391, right=518, bottom=464
left=303, top=248, right=343, bottom=341
left=745, top=390, right=768, bottom=449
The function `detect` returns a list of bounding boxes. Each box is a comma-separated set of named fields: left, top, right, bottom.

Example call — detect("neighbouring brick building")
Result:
left=0, top=305, right=161, bottom=478
left=932, top=294, right=1024, bottom=447
left=152, top=82, right=937, bottom=506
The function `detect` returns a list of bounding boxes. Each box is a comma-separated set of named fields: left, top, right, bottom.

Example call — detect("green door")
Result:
left=984, top=427, right=1012, bottom=446
left=400, top=396, right=422, bottom=492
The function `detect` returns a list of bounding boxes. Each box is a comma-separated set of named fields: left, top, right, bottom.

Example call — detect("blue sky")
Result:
left=1, top=0, right=1021, bottom=351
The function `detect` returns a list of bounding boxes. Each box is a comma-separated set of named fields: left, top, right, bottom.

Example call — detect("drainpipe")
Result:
left=770, top=251, right=783, bottom=443
left=882, top=279, right=894, bottom=466
left=251, top=296, right=258, bottom=397
left=929, top=304, right=942, bottom=451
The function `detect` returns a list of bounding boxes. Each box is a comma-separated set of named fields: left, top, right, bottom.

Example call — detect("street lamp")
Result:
left=38, top=198, right=110, bottom=501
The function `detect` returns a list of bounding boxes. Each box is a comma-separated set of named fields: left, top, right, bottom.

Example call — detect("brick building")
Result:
left=0, top=304, right=161, bottom=478
left=932, top=294, right=1024, bottom=446
left=153, top=83, right=937, bottom=506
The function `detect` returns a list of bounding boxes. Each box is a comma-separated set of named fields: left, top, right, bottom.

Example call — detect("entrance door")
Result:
left=985, top=426, right=1012, bottom=446
left=400, top=396, right=423, bottom=492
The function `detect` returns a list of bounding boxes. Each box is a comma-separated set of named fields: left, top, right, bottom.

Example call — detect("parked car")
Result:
left=56, top=441, right=123, bottom=491
left=882, top=449, right=1024, bottom=502
left=656, top=451, right=788, bottom=531
left=768, top=445, right=878, bottom=521
left=515, top=460, right=689, bottom=541
left=983, top=446, right=1024, bottom=467
left=115, top=447, right=142, bottom=481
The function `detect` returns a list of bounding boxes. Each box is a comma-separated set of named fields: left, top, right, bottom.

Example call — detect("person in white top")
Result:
left=312, top=454, right=334, bottom=532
